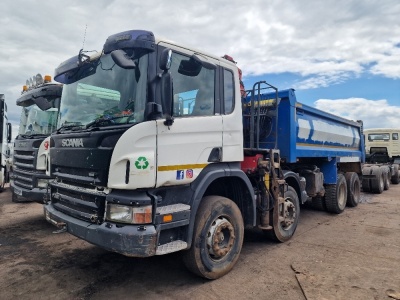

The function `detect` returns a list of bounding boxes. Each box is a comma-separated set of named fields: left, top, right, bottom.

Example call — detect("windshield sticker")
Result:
left=135, top=156, right=149, bottom=169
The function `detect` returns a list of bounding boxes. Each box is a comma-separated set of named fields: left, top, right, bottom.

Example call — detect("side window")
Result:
left=169, top=51, right=215, bottom=117
left=393, top=133, right=399, bottom=140
left=224, top=69, right=234, bottom=114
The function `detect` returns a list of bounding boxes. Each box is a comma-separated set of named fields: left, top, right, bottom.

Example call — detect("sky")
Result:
left=0, top=0, right=399, bottom=140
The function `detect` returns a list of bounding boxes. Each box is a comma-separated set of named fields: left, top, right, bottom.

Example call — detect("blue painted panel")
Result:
left=243, top=88, right=364, bottom=165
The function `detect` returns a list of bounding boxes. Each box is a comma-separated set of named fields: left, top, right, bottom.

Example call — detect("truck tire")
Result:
left=311, top=196, right=326, bottom=211
left=183, top=196, right=244, bottom=279
left=325, top=174, right=347, bottom=214
left=381, top=166, right=390, bottom=190
left=391, top=164, right=400, bottom=184
left=269, top=186, right=300, bottom=242
left=370, top=166, right=384, bottom=194
left=345, top=172, right=360, bottom=207
left=361, top=166, right=371, bottom=192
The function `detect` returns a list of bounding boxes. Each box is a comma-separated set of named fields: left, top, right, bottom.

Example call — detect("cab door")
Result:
left=156, top=43, right=222, bottom=187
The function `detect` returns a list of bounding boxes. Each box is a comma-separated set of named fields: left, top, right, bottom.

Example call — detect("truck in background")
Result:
left=11, top=74, right=62, bottom=202
left=362, top=128, right=400, bottom=194
left=0, top=94, right=12, bottom=191
left=44, top=30, right=364, bottom=279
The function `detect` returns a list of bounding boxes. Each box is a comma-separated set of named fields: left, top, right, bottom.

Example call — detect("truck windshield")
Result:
left=57, top=53, right=148, bottom=130
left=368, top=133, right=390, bottom=141
left=18, top=104, right=58, bottom=136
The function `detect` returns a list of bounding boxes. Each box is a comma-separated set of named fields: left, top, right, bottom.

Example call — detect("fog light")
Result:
left=37, top=179, right=49, bottom=188
left=106, top=203, right=152, bottom=224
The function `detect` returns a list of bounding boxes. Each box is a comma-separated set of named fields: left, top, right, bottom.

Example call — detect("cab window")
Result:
left=169, top=52, right=215, bottom=117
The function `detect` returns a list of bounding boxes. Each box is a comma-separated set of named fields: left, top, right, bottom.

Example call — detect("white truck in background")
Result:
left=0, top=94, right=12, bottom=191
left=362, top=128, right=400, bottom=193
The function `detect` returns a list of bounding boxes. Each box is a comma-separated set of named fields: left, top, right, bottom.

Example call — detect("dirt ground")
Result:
left=0, top=184, right=399, bottom=300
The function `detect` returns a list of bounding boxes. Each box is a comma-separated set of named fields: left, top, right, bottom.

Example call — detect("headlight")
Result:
left=37, top=179, right=49, bottom=188
left=106, top=203, right=152, bottom=224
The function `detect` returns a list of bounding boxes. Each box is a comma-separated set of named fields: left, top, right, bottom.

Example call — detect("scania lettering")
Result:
left=44, top=30, right=364, bottom=279
left=11, top=74, right=62, bottom=202
left=61, top=138, right=84, bottom=147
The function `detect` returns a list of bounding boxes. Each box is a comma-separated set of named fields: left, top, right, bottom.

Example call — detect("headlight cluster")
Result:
left=106, top=203, right=152, bottom=224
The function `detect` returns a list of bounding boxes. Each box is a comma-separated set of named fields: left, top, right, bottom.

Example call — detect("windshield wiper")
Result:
left=56, top=122, right=84, bottom=133
left=85, top=114, right=133, bottom=129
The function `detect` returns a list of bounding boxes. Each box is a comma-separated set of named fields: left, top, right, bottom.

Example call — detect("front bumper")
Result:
left=44, top=203, right=158, bottom=257
left=10, top=180, right=47, bottom=203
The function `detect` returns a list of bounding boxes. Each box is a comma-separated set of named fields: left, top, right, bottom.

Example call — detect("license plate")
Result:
left=14, top=188, right=23, bottom=196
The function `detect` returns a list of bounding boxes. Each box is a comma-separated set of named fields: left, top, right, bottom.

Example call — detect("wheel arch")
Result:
left=187, top=163, right=256, bottom=247
left=283, top=170, right=307, bottom=204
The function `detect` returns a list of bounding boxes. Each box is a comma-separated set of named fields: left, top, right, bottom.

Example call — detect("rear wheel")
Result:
left=381, top=166, right=390, bottom=190
left=362, top=166, right=371, bottom=192
left=325, top=174, right=347, bottom=214
left=183, top=196, right=244, bottom=279
left=269, top=186, right=300, bottom=242
left=391, top=164, right=400, bottom=184
left=370, top=166, right=384, bottom=194
left=345, top=172, right=360, bottom=207
left=311, top=196, right=326, bottom=211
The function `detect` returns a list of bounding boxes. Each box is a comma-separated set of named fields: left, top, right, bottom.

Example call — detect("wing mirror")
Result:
left=111, top=49, right=137, bottom=69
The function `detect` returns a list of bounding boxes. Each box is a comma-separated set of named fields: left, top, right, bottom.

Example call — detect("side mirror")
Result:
left=111, top=49, right=137, bottom=69
left=191, top=54, right=216, bottom=70
left=7, top=123, right=11, bottom=143
left=160, top=49, right=172, bottom=71
left=33, top=96, right=52, bottom=111
left=161, top=72, right=174, bottom=126
left=178, top=54, right=216, bottom=77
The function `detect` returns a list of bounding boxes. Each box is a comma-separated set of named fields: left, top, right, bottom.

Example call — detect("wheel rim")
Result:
left=206, top=217, right=235, bottom=260
left=278, top=198, right=296, bottom=230
left=338, top=183, right=347, bottom=209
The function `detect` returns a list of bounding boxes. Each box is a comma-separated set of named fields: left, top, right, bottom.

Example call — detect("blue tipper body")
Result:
left=243, top=88, right=365, bottom=184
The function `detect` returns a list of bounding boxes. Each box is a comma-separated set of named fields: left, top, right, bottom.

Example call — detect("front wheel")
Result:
left=269, top=186, right=300, bottom=242
left=183, top=196, right=244, bottom=279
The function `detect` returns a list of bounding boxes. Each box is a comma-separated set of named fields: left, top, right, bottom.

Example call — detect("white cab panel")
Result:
left=108, top=121, right=157, bottom=189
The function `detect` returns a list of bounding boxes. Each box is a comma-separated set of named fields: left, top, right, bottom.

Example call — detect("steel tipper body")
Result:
left=362, top=128, right=400, bottom=193
left=243, top=87, right=364, bottom=212
left=11, top=76, right=61, bottom=202
left=0, top=94, right=12, bottom=191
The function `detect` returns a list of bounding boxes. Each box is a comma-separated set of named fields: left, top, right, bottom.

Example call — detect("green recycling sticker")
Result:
left=135, top=156, right=149, bottom=169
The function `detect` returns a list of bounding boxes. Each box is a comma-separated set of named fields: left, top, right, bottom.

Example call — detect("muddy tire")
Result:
left=345, top=172, right=360, bottom=207
left=325, top=174, right=347, bottom=214
left=311, top=196, right=326, bottom=211
left=362, top=166, right=371, bottom=192
left=183, top=196, right=244, bottom=279
left=381, top=166, right=390, bottom=190
left=269, top=186, right=300, bottom=242
left=391, top=164, right=400, bottom=184
left=370, top=166, right=384, bottom=194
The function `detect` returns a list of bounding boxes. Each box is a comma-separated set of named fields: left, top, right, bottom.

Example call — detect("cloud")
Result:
left=314, top=98, right=400, bottom=129
left=0, top=0, right=399, bottom=131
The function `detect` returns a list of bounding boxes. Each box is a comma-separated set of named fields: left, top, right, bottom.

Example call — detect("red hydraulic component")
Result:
left=241, top=154, right=263, bottom=174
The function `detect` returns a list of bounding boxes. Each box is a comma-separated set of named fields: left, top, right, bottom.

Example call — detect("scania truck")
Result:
left=44, top=30, right=364, bottom=279
left=11, top=74, right=62, bottom=202
left=0, top=94, right=12, bottom=191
